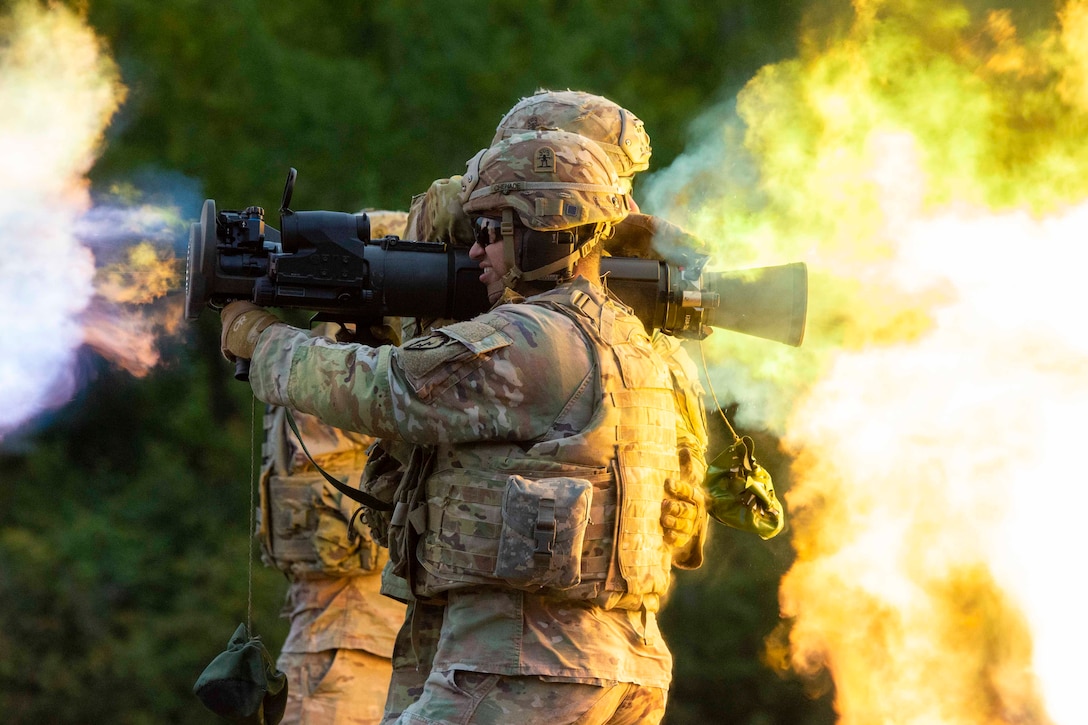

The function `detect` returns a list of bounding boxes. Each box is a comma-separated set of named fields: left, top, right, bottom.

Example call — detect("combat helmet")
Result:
left=493, top=89, right=652, bottom=195
left=461, top=129, right=628, bottom=285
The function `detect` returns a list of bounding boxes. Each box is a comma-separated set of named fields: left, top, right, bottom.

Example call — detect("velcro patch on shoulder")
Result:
left=398, top=333, right=466, bottom=380
left=396, top=314, right=513, bottom=383
left=439, top=315, right=513, bottom=354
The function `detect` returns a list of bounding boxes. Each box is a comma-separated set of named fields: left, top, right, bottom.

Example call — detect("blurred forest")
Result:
left=0, top=1, right=836, bottom=723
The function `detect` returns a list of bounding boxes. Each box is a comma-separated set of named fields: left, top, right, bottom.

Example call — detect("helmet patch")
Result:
left=534, top=147, right=556, bottom=174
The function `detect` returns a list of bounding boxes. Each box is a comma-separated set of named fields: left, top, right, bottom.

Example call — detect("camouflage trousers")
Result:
left=279, top=649, right=393, bottom=725
left=381, top=601, right=667, bottom=724
left=383, top=600, right=445, bottom=724
left=393, top=670, right=667, bottom=724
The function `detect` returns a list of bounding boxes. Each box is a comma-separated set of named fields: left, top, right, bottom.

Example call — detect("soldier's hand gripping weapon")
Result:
left=185, top=169, right=809, bottom=379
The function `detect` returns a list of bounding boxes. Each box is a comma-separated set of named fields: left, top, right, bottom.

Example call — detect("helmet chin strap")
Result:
left=519, top=238, right=593, bottom=282
left=499, top=208, right=523, bottom=288
left=499, top=210, right=613, bottom=289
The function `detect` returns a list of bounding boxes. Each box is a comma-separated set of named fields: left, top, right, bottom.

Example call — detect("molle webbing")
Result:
left=267, top=473, right=322, bottom=566
left=414, top=284, right=681, bottom=606
left=264, top=470, right=378, bottom=577
left=260, top=406, right=380, bottom=577
left=612, top=445, right=678, bottom=598
left=420, top=472, right=616, bottom=581
left=567, top=287, right=616, bottom=344
left=611, top=390, right=678, bottom=447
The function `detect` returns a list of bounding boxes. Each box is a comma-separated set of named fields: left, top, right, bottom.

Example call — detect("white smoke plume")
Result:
left=0, top=2, right=184, bottom=441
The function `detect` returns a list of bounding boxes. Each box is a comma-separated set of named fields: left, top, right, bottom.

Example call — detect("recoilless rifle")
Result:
left=184, top=169, right=802, bottom=528
left=185, top=169, right=808, bottom=378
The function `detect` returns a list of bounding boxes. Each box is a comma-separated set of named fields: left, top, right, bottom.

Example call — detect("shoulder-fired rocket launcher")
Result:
left=185, top=170, right=808, bottom=375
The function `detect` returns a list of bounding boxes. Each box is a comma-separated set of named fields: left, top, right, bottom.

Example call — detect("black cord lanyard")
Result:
left=284, top=409, right=394, bottom=512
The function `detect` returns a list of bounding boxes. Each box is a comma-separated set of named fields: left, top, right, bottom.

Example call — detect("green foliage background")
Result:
left=1, top=1, right=835, bottom=722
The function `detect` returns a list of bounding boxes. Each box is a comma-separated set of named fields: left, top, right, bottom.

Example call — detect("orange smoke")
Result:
left=646, top=1, right=1088, bottom=723
left=83, top=239, right=184, bottom=376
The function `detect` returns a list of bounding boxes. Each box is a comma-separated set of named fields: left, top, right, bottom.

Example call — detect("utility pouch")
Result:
left=387, top=445, right=436, bottom=594
left=360, top=442, right=404, bottom=548
left=705, top=436, right=785, bottom=540
left=494, top=475, right=592, bottom=590
left=266, top=474, right=320, bottom=571
left=266, top=473, right=377, bottom=577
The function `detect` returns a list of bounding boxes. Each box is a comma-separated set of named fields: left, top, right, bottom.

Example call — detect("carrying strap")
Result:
left=284, top=410, right=393, bottom=512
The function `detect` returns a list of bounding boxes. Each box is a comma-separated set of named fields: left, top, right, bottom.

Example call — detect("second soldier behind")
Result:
left=259, top=211, right=410, bottom=725
left=223, top=130, right=706, bottom=724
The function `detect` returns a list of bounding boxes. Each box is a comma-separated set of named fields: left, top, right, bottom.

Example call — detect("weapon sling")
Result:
left=283, top=409, right=394, bottom=512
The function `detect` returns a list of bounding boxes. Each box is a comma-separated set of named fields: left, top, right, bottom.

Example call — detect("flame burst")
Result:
left=647, top=1, right=1088, bottom=723
left=0, top=2, right=182, bottom=438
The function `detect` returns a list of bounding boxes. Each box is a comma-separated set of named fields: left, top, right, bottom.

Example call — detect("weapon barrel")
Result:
left=187, top=198, right=808, bottom=347
left=704, top=263, right=807, bottom=347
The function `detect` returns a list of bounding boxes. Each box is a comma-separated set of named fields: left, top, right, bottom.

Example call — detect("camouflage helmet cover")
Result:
left=492, top=89, right=652, bottom=182
left=460, top=129, right=628, bottom=232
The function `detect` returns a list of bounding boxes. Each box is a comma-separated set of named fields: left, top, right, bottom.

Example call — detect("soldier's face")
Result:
left=470, top=218, right=512, bottom=302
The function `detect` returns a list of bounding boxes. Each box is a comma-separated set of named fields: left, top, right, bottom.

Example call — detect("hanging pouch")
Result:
left=193, top=623, right=287, bottom=725
left=494, top=475, right=591, bottom=590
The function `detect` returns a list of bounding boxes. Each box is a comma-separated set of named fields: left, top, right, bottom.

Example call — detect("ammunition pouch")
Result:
left=386, top=444, right=438, bottom=602
left=494, top=475, right=592, bottom=590
left=414, top=464, right=622, bottom=604
left=261, top=471, right=378, bottom=579
left=359, top=441, right=406, bottom=549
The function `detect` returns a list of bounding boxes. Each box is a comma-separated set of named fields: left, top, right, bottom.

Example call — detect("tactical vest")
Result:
left=412, top=282, right=681, bottom=612
left=259, top=406, right=380, bottom=580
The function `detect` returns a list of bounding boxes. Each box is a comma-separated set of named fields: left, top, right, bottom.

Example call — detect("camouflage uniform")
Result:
left=369, top=327, right=714, bottom=724
left=237, top=131, right=710, bottom=724
left=262, top=211, right=409, bottom=725
left=248, top=275, right=683, bottom=724
left=396, top=118, right=689, bottom=722
left=261, top=408, right=405, bottom=724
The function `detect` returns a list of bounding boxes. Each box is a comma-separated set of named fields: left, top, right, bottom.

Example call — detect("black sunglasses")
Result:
left=473, top=217, right=504, bottom=247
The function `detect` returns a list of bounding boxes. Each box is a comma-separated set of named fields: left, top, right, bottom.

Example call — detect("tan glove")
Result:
left=220, top=301, right=281, bottom=362
left=605, top=213, right=710, bottom=270
left=661, top=476, right=707, bottom=551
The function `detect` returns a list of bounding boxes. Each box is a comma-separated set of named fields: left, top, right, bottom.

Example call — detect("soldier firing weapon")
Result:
left=186, top=169, right=807, bottom=377
left=186, top=168, right=805, bottom=532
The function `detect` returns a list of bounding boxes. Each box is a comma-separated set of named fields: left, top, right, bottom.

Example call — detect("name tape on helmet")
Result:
left=467, top=181, right=623, bottom=202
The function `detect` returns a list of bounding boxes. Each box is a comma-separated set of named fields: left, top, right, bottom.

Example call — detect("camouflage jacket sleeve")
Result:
left=248, top=305, right=595, bottom=446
